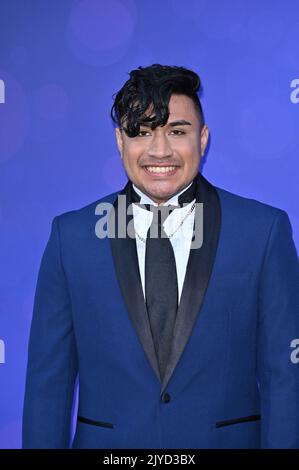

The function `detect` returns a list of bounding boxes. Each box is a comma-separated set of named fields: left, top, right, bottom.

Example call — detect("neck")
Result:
left=133, top=180, right=194, bottom=206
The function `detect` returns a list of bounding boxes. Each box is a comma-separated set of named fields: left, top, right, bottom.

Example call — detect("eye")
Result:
left=171, top=129, right=185, bottom=135
left=137, top=130, right=150, bottom=137
left=137, top=129, right=185, bottom=137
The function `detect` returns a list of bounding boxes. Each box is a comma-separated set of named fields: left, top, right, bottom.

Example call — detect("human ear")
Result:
left=115, top=127, right=123, bottom=158
left=200, top=125, right=209, bottom=156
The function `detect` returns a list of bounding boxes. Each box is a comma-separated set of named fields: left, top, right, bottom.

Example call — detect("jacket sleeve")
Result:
left=22, top=215, right=78, bottom=448
left=257, top=209, right=299, bottom=448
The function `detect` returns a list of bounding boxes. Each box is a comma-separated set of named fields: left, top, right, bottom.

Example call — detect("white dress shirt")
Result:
left=132, top=182, right=196, bottom=304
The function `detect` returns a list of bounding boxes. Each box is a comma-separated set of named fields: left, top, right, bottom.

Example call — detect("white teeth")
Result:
left=145, top=166, right=177, bottom=173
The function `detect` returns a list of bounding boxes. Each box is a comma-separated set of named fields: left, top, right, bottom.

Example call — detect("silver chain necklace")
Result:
left=134, top=200, right=196, bottom=243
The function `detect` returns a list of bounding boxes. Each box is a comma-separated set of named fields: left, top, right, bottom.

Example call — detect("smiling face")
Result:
left=115, top=93, right=209, bottom=204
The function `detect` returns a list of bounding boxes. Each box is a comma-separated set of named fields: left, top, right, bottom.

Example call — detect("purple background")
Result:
left=0, top=0, right=298, bottom=448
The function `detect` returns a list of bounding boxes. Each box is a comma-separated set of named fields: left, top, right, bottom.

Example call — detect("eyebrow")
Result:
left=140, top=119, right=192, bottom=128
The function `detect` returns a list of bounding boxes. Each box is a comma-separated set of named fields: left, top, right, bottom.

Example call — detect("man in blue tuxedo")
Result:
left=23, top=64, right=299, bottom=449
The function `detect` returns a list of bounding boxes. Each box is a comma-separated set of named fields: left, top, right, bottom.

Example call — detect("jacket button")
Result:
left=161, top=392, right=171, bottom=403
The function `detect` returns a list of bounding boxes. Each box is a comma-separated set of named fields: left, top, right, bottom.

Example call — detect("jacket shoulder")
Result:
left=215, top=185, right=288, bottom=223
left=50, top=190, right=120, bottom=236
left=56, top=190, right=119, bottom=220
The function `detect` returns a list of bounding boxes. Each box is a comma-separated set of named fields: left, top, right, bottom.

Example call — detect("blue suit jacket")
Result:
left=22, top=173, right=299, bottom=448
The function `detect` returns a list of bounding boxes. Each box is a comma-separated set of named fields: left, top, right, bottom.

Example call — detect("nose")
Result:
left=147, top=131, right=173, bottom=159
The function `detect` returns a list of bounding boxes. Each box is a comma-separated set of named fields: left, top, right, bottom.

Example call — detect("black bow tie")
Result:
left=129, top=177, right=197, bottom=228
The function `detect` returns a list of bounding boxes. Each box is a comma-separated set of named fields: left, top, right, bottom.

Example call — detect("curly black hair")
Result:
left=110, top=64, right=204, bottom=138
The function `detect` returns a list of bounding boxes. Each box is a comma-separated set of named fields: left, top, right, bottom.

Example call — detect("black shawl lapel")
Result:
left=108, top=172, right=221, bottom=393
left=160, top=172, right=221, bottom=394
left=108, top=181, right=161, bottom=383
